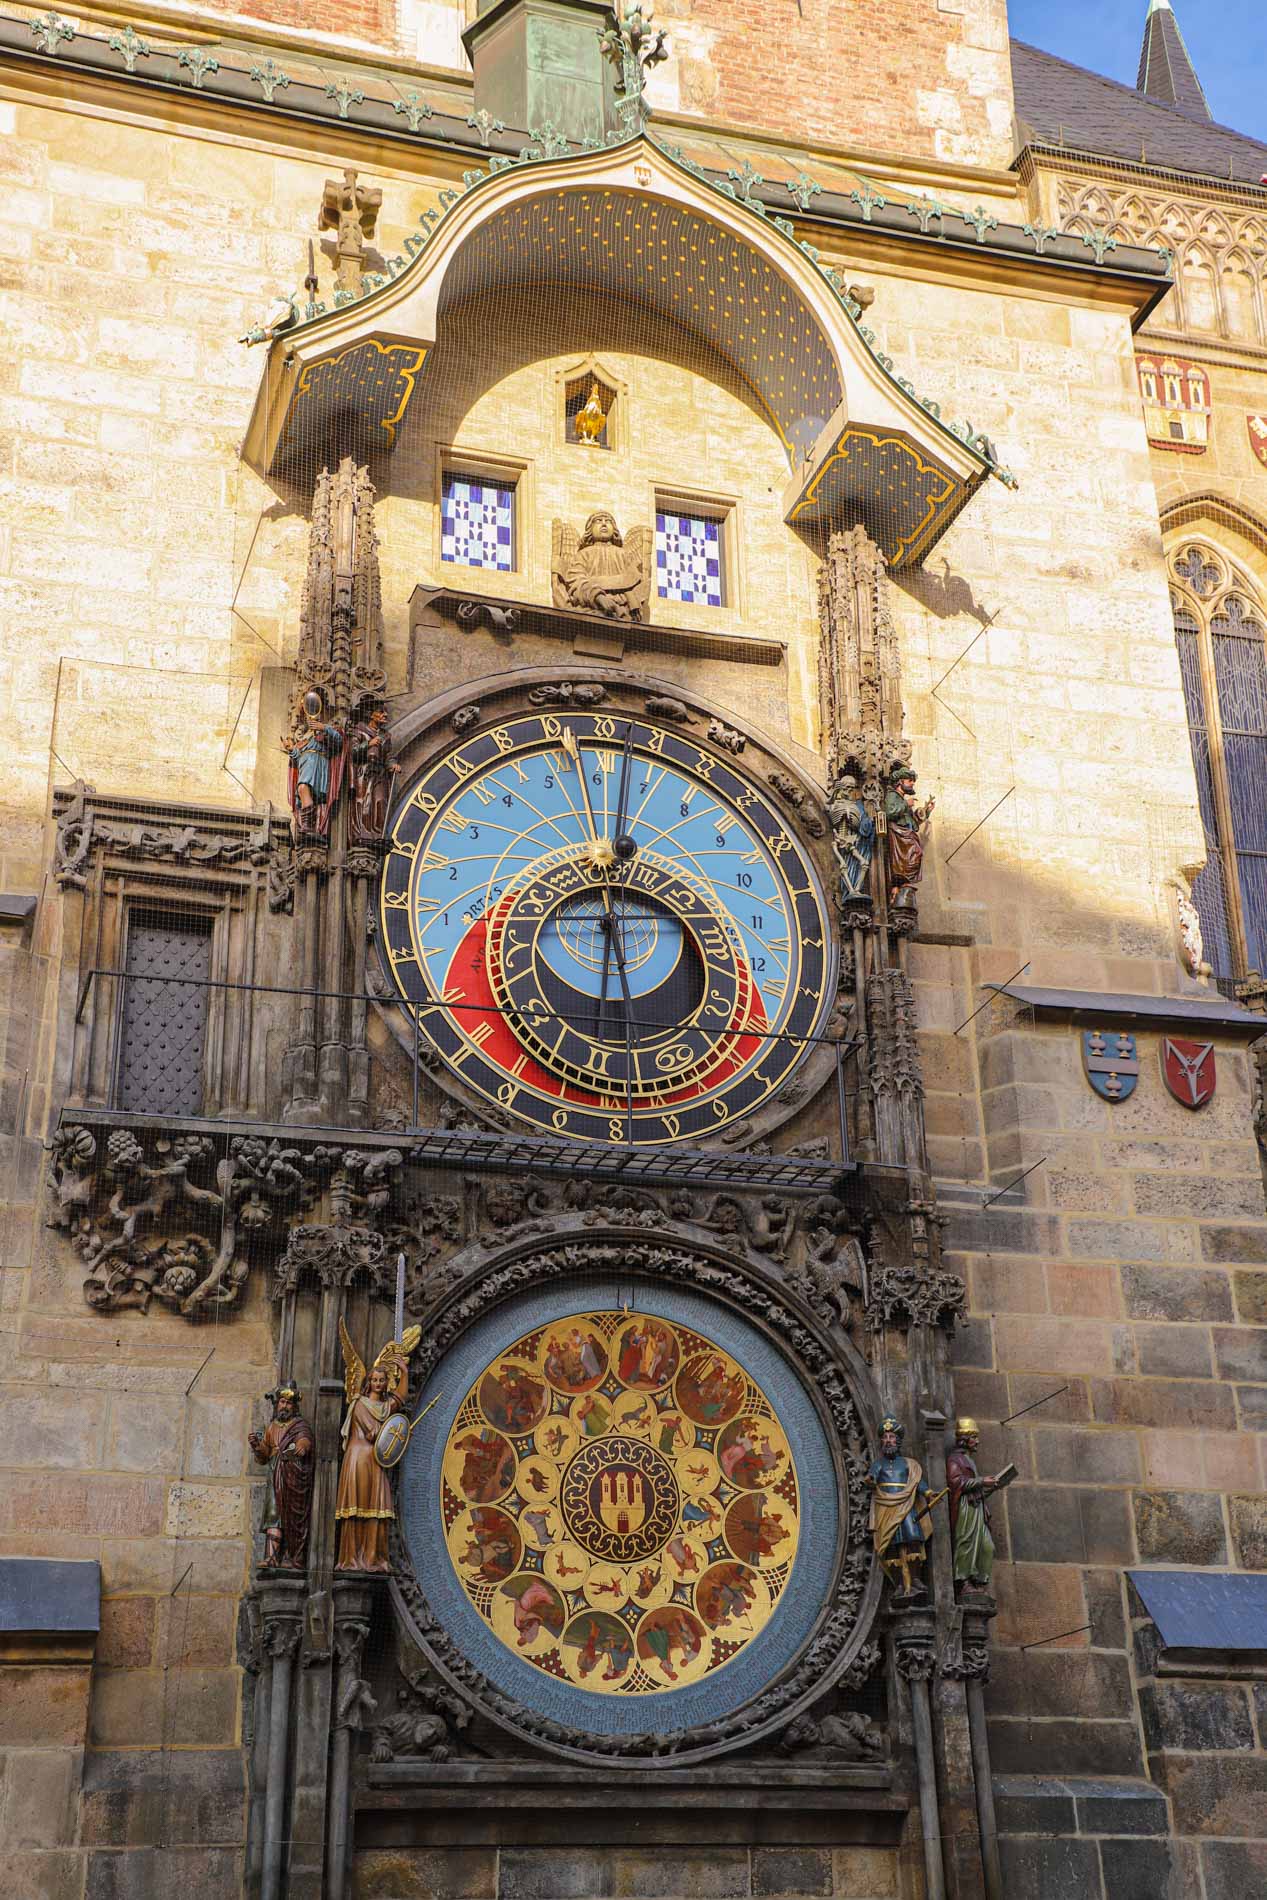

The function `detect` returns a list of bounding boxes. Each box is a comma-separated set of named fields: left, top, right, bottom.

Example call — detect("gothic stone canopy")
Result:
left=243, top=136, right=990, bottom=567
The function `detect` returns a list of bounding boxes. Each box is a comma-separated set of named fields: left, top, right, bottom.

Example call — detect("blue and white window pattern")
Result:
left=655, top=511, right=724, bottom=607
left=441, top=474, right=514, bottom=571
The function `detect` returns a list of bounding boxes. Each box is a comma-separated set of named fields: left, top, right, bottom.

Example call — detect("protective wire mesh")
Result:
left=26, top=143, right=1222, bottom=1874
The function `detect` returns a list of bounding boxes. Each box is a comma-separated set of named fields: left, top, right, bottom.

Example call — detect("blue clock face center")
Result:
left=538, top=893, right=687, bottom=1002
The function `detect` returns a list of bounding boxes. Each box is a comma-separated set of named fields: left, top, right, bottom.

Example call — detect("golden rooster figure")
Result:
left=335, top=1319, right=420, bottom=1573
left=574, top=389, right=607, bottom=447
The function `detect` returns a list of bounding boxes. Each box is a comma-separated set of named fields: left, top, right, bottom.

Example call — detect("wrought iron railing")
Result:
left=68, top=967, right=863, bottom=1192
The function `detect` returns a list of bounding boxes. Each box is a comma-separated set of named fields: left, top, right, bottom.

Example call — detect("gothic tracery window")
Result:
left=1170, top=540, right=1267, bottom=980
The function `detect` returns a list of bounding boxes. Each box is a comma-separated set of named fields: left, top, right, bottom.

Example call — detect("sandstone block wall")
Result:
left=0, top=29, right=1261, bottom=1900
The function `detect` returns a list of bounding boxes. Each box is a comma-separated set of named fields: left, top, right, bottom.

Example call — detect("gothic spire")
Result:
left=1136, top=0, right=1210, bottom=120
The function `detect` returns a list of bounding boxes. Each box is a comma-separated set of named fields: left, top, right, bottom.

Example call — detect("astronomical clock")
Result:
left=377, top=690, right=837, bottom=1146
left=361, top=670, right=886, bottom=1765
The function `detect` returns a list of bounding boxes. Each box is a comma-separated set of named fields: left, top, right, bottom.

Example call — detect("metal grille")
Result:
left=116, top=913, right=213, bottom=1115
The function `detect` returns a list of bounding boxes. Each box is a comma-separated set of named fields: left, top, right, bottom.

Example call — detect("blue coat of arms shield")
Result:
left=1082, top=1029, right=1139, bottom=1101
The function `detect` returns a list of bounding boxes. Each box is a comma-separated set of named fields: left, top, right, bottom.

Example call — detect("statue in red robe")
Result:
left=249, top=1385, right=315, bottom=1571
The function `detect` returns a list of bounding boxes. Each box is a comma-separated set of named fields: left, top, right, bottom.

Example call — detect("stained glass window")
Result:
left=1211, top=594, right=1267, bottom=970
left=441, top=473, right=515, bottom=572
left=1170, top=542, right=1267, bottom=982
left=655, top=510, right=724, bottom=608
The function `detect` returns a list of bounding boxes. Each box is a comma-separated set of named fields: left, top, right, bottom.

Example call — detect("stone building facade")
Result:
left=0, top=4, right=1264, bottom=1900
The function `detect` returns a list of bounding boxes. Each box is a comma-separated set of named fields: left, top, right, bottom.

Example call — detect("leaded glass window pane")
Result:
left=655, top=512, right=724, bottom=607
left=1212, top=598, right=1267, bottom=963
left=441, top=474, right=515, bottom=572
left=1174, top=615, right=1236, bottom=978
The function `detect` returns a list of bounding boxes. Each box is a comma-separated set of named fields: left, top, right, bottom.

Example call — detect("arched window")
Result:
left=1170, top=540, right=1267, bottom=980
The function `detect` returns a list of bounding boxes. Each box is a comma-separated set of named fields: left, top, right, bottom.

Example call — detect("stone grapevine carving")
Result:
left=894, top=1646, right=936, bottom=1683
left=48, top=1126, right=323, bottom=1317
left=865, top=1260, right=966, bottom=1334
left=53, top=1116, right=885, bottom=1338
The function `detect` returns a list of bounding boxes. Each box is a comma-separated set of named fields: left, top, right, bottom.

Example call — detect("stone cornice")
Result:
left=1017, top=140, right=1267, bottom=214
left=0, top=11, right=1170, bottom=324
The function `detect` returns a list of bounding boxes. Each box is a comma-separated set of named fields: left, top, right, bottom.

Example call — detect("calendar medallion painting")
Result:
left=440, top=1310, right=800, bottom=1696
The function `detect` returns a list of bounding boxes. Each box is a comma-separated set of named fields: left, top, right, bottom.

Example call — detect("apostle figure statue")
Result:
left=282, top=689, right=345, bottom=839
left=946, top=1417, right=1012, bottom=1593
left=552, top=510, right=651, bottom=622
left=883, top=763, right=934, bottom=910
left=826, top=769, right=875, bottom=908
left=348, top=709, right=398, bottom=846
left=866, top=1415, right=931, bottom=1595
left=249, top=1383, right=315, bottom=1571
left=335, top=1319, right=420, bottom=1573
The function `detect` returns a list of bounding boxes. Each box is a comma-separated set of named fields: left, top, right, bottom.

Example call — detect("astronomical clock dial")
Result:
left=378, top=707, right=832, bottom=1144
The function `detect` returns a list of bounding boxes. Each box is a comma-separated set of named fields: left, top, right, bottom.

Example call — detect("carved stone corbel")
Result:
left=50, top=1125, right=322, bottom=1318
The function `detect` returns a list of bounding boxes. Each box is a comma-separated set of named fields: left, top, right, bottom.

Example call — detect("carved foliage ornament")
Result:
left=48, top=1128, right=411, bottom=1318
left=53, top=782, right=278, bottom=892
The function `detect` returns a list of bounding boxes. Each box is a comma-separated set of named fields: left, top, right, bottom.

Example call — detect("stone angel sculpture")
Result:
left=552, top=509, right=652, bottom=622
left=335, top=1318, right=421, bottom=1573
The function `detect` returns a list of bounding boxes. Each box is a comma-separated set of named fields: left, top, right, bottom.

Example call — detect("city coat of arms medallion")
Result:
left=1161, top=1036, right=1216, bottom=1109
left=1249, top=414, right=1267, bottom=468
left=1082, top=1029, right=1139, bottom=1101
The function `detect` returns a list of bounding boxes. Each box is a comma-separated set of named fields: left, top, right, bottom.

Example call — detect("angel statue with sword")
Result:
left=335, top=1319, right=420, bottom=1572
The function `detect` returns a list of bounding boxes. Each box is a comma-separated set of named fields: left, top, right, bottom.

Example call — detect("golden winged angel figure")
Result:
left=335, top=1319, right=421, bottom=1573
left=551, top=510, right=652, bottom=621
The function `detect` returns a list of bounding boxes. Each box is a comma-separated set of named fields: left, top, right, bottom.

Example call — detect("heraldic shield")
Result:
left=1161, top=1036, right=1216, bottom=1109
left=1082, top=1029, right=1139, bottom=1101
left=375, top=1412, right=411, bottom=1469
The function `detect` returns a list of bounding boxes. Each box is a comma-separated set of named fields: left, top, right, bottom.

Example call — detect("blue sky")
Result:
left=1009, top=0, right=1267, bottom=143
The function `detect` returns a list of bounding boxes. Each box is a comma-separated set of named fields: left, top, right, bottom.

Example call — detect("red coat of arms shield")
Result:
left=1249, top=415, right=1267, bottom=469
left=1161, top=1037, right=1216, bottom=1109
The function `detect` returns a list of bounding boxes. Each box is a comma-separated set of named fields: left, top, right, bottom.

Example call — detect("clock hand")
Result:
left=612, top=725, right=635, bottom=862
left=562, top=726, right=613, bottom=870
left=598, top=725, right=636, bottom=1043
left=564, top=725, right=635, bottom=1044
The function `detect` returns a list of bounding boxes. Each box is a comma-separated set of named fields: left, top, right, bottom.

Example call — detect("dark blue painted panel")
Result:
left=0, top=1556, right=101, bottom=1632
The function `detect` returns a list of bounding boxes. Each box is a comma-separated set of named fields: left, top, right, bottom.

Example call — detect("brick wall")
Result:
left=646, top=0, right=1014, bottom=170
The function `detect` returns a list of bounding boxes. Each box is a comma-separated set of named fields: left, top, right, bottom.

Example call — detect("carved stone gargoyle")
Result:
left=551, top=510, right=652, bottom=621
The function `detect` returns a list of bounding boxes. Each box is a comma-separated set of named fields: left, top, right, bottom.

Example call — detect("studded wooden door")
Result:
left=116, top=913, right=213, bottom=1115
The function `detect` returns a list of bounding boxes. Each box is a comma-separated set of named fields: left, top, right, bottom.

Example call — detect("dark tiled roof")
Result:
left=1136, top=2, right=1209, bottom=119
left=1011, top=38, right=1267, bottom=188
